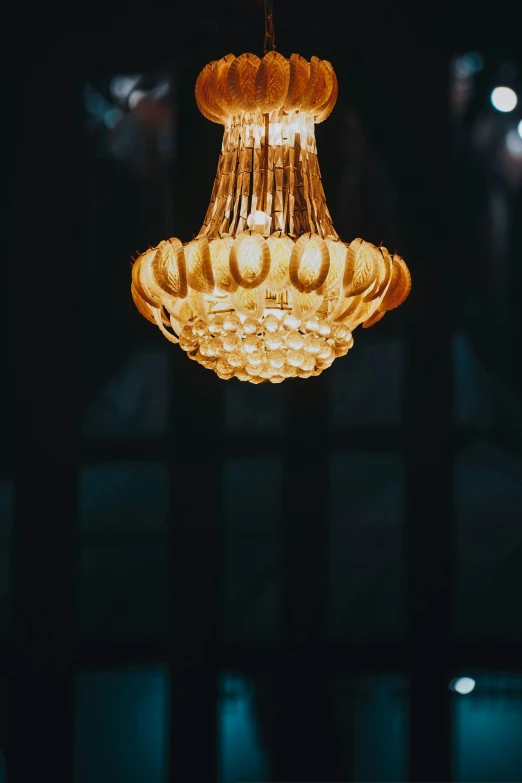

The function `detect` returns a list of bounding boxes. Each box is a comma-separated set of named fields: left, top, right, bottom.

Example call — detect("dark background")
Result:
left=3, top=0, right=522, bottom=780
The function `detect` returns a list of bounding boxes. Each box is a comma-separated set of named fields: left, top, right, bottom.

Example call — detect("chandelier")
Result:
left=131, top=3, right=411, bottom=384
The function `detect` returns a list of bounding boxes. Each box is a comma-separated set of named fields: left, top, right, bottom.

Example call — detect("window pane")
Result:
left=453, top=672, right=522, bottom=782
left=80, top=71, right=175, bottom=443
left=222, top=459, right=284, bottom=641
left=453, top=333, right=491, bottom=431
left=328, top=337, right=404, bottom=427
left=335, top=675, right=408, bottom=781
left=79, top=463, right=168, bottom=636
left=328, top=332, right=404, bottom=426
left=222, top=382, right=285, bottom=434
left=75, top=666, right=168, bottom=783
left=328, top=454, right=405, bottom=639
left=83, top=349, right=170, bottom=440
left=455, top=442, right=522, bottom=637
left=80, top=463, right=169, bottom=531
left=219, top=672, right=269, bottom=783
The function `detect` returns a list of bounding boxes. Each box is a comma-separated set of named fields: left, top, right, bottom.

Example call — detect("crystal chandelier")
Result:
left=131, top=3, right=411, bottom=384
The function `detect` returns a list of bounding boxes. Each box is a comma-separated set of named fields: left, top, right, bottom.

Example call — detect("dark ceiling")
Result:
left=4, top=0, right=521, bottom=80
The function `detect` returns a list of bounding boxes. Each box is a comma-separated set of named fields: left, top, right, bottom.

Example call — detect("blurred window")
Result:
left=79, top=463, right=168, bottom=637
left=328, top=454, right=405, bottom=639
left=222, top=460, right=284, bottom=642
left=75, top=666, right=169, bottom=783
left=453, top=672, right=522, bottom=782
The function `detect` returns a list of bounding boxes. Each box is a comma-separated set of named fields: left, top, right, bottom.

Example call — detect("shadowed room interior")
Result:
left=3, top=0, right=522, bottom=780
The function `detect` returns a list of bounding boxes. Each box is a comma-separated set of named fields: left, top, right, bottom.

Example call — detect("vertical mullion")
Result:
left=270, top=375, right=340, bottom=781
left=8, top=70, right=83, bottom=783
left=167, top=63, right=222, bottom=783
left=403, top=54, right=454, bottom=781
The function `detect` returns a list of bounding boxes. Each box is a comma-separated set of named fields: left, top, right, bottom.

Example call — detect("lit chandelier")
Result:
left=131, top=2, right=411, bottom=384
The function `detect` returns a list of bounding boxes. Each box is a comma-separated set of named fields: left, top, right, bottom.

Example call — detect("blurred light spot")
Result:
left=110, top=75, right=140, bottom=101
left=506, top=129, right=522, bottom=155
left=103, top=107, right=124, bottom=129
left=518, top=119, right=522, bottom=139
left=129, top=90, right=147, bottom=110
left=450, top=677, right=476, bottom=695
left=85, top=92, right=109, bottom=117
left=491, top=86, right=518, bottom=113
left=467, top=52, right=483, bottom=71
left=452, top=52, right=483, bottom=79
left=150, top=80, right=171, bottom=100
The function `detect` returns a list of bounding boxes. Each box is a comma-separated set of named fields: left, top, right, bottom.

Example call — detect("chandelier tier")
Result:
left=131, top=50, right=411, bottom=384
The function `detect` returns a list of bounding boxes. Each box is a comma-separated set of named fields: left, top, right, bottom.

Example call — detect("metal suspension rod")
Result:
left=263, top=0, right=276, bottom=54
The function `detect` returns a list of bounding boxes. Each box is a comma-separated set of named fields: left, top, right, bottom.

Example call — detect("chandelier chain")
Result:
left=263, top=0, right=276, bottom=54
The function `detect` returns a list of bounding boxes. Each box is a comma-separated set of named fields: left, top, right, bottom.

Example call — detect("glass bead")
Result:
left=333, top=323, right=351, bottom=343
left=223, top=333, right=241, bottom=352
left=300, top=353, right=315, bottom=372
left=217, top=357, right=231, bottom=375
left=207, top=337, right=222, bottom=357
left=287, top=349, right=305, bottom=368
left=263, top=314, right=280, bottom=333
left=179, top=337, right=196, bottom=352
left=199, top=337, right=214, bottom=356
left=247, top=349, right=264, bottom=367
left=227, top=350, right=245, bottom=367
left=317, top=319, right=331, bottom=337
left=208, top=315, right=224, bottom=335
left=243, top=335, right=261, bottom=354
left=282, top=313, right=300, bottom=331
left=303, top=334, right=322, bottom=355
left=265, top=332, right=283, bottom=350
left=181, top=324, right=196, bottom=341
left=192, top=319, right=207, bottom=337
left=223, top=313, right=242, bottom=332
left=303, top=316, right=319, bottom=333
left=285, top=330, right=304, bottom=350
left=317, top=343, right=334, bottom=361
left=242, top=317, right=259, bottom=335
left=281, top=363, right=297, bottom=378
left=268, top=349, right=285, bottom=369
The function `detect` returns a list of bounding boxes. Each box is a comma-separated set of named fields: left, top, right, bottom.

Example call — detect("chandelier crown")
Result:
left=131, top=49, right=411, bottom=384
left=195, top=52, right=338, bottom=126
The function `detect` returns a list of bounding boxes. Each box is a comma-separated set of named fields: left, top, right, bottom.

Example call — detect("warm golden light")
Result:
left=131, top=51, right=411, bottom=383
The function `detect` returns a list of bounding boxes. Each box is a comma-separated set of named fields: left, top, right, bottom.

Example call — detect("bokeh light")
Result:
left=103, top=107, right=124, bottom=129
left=110, top=75, right=140, bottom=102
left=450, top=677, right=476, bottom=695
left=452, top=52, right=483, bottom=80
left=490, top=86, right=518, bottom=113
left=129, top=90, right=147, bottom=110
left=85, top=91, right=109, bottom=118
left=506, top=129, right=522, bottom=156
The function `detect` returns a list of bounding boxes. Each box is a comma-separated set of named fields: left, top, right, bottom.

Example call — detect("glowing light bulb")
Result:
left=247, top=210, right=271, bottom=234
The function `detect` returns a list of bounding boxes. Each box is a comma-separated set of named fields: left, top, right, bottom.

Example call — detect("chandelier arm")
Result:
left=152, top=307, right=180, bottom=343
left=262, top=112, right=270, bottom=214
left=263, top=0, right=276, bottom=54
